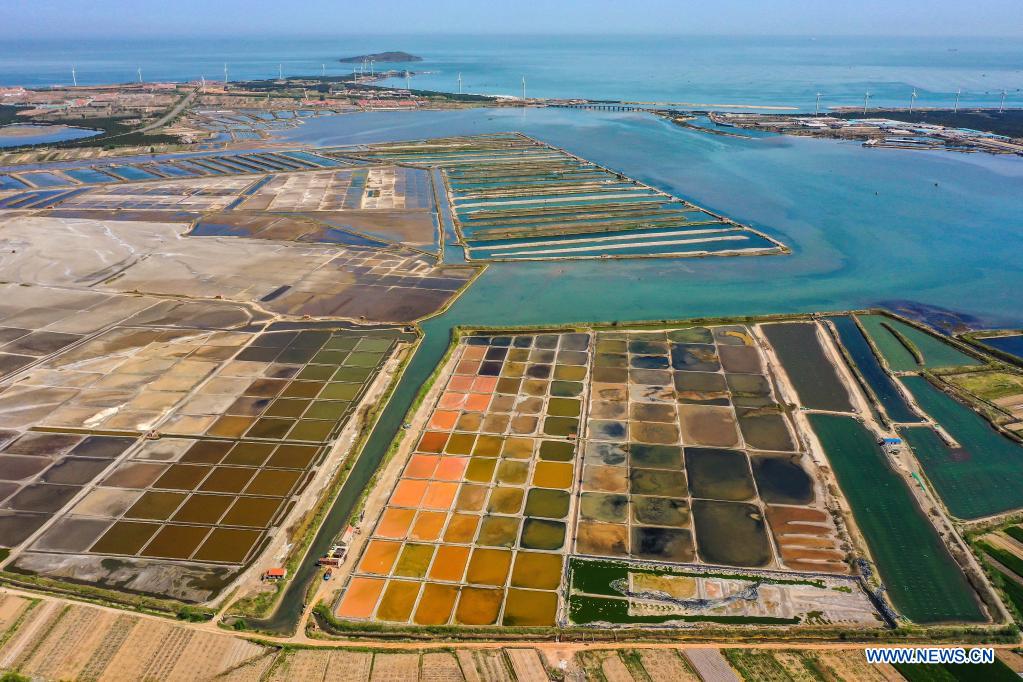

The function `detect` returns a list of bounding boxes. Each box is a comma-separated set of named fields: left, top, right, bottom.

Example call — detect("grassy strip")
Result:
left=1004, top=526, right=1023, bottom=544
left=882, top=321, right=924, bottom=366
left=0, top=570, right=214, bottom=622
left=0, top=598, right=39, bottom=650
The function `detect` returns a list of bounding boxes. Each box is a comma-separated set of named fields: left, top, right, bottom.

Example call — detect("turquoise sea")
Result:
left=2, top=35, right=1022, bottom=111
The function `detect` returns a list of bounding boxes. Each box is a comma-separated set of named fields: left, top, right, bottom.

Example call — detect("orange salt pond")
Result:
left=404, top=454, right=439, bottom=479
left=336, top=576, right=385, bottom=619
left=409, top=510, right=447, bottom=541
left=466, top=548, right=511, bottom=585
left=376, top=507, right=415, bottom=538
left=434, top=457, right=468, bottom=481
left=429, top=544, right=470, bottom=581
left=413, top=583, right=458, bottom=625
left=437, top=392, right=466, bottom=409
left=503, top=588, right=557, bottom=626
left=358, top=540, right=401, bottom=574
left=443, top=514, right=480, bottom=543
left=417, top=431, right=448, bottom=453
left=471, top=376, right=498, bottom=393
left=422, top=481, right=458, bottom=509
left=428, top=410, right=459, bottom=430
left=464, top=393, right=492, bottom=411
left=455, top=587, right=503, bottom=625
left=448, top=376, right=473, bottom=391
left=376, top=580, right=421, bottom=622
left=461, top=346, right=486, bottom=361
left=532, top=461, right=574, bottom=488
left=390, top=479, right=428, bottom=507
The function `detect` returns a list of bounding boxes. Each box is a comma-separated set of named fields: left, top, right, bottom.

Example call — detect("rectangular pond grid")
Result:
left=338, top=323, right=855, bottom=629
left=332, top=133, right=787, bottom=262
left=1, top=324, right=409, bottom=572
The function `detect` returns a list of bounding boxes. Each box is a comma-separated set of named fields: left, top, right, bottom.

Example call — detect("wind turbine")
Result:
left=954, top=88, right=961, bottom=113
left=278, top=64, right=283, bottom=80
left=521, top=76, right=526, bottom=101
left=71, top=65, right=77, bottom=87
left=321, top=63, right=325, bottom=78
left=815, top=92, right=822, bottom=116
left=457, top=72, right=462, bottom=94
left=224, top=63, right=228, bottom=84
left=405, top=70, right=411, bottom=90
left=137, top=66, right=143, bottom=83
left=1000, top=89, right=1007, bottom=113
left=371, top=60, right=375, bottom=76
left=909, top=89, right=917, bottom=113
left=863, top=91, right=871, bottom=114
left=200, top=75, right=206, bottom=93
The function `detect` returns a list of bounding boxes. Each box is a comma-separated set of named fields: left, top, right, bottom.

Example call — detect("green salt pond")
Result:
left=900, top=376, right=1023, bottom=519
left=858, top=315, right=979, bottom=371
left=809, top=414, right=983, bottom=623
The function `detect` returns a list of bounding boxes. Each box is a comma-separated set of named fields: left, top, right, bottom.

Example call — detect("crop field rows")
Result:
left=336, top=324, right=854, bottom=629
left=330, top=133, right=787, bottom=261
left=0, top=323, right=410, bottom=600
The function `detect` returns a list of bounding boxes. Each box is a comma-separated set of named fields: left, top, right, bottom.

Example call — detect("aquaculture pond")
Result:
left=900, top=375, right=1023, bottom=519
left=760, top=322, right=853, bottom=412
left=808, top=414, right=984, bottom=623
left=336, top=133, right=784, bottom=262
left=828, top=316, right=922, bottom=424
left=858, top=315, right=979, bottom=372
left=980, top=334, right=1023, bottom=362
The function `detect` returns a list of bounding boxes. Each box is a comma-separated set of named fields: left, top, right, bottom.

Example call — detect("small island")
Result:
left=338, top=51, right=422, bottom=64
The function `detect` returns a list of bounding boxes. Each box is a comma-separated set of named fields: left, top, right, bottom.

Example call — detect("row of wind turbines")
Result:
left=813, top=88, right=1009, bottom=115
left=66, top=63, right=1011, bottom=112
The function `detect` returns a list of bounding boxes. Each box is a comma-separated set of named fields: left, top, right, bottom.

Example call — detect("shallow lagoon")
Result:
left=267, top=107, right=1023, bottom=631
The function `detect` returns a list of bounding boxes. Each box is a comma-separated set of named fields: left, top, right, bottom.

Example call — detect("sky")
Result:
left=2, top=0, right=1022, bottom=39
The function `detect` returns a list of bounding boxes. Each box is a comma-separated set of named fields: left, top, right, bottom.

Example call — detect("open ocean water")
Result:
left=1, top=34, right=1022, bottom=111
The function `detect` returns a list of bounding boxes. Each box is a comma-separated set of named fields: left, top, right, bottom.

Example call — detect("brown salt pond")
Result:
left=376, top=580, right=421, bottom=622
left=502, top=588, right=557, bottom=626
left=454, top=587, right=504, bottom=625
left=691, top=499, right=772, bottom=567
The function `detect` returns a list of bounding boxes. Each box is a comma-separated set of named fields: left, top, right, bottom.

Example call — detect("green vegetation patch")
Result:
left=977, top=541, right=1023, bottom=580
left=944, top=370, right=1023, bottom=402
left=893, top=657, right=1019, bottom=682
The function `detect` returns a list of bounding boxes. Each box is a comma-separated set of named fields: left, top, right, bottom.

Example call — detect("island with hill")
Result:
left=338, top=51, right=422, bottom=63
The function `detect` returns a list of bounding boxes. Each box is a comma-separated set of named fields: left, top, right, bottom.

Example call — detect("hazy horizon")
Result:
left=4, top=0, right=1022, bottom=39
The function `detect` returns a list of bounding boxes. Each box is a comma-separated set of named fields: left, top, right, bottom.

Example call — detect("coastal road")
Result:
left=122, top=86, right=198, bottom=137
